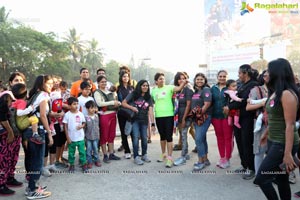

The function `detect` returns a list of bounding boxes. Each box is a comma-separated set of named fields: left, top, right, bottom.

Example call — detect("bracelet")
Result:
left=151, top=123, right=155, bottom=127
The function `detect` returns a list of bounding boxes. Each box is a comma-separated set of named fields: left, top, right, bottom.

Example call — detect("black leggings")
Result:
left=254, top=141, right=298, bottom=200
left=54, top=123, right=66, bottom=147
left=156, top=116, right=174, bottom=142
left=44, top=132, right=56, bottom=157
left=117, top=114, right=132, bottom=153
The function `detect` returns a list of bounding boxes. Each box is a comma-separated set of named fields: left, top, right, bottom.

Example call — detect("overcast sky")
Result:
left=2, top=0, right=205, bottom=75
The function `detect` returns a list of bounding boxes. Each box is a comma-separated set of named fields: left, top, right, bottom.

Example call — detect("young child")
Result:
left=57, top=81, right=70, bottom=164
left=78, top=81, right=94, bottom=116
left=49, top=91, right=63, bottom=135
left=84, top=100, right=101, bottom=168
left=11, top=83, right=44, bottom=144
left=63, top=97, right=88, bottom=173
left=60, top=81, right=70, bottom=112
left=224, top=79, right=242, bottom=128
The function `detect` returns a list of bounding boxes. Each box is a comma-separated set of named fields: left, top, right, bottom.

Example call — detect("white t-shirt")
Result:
left=32, top=91, right=50, bottom=117
left=63, top=111, right=86, bottom=142
left=78, top=95, right=94, bottom=116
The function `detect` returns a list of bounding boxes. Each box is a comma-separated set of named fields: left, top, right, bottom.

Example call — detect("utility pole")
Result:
left=259, top=33, right=282, bottom=60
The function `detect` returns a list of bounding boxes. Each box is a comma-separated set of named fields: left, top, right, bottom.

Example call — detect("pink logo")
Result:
left=192, top=93, right=200, bottom=99
left=270, top=100, right=275, bottom=107
left=75, top=115, right=81, bottom=123
left=205, top=93, right=210, bottom=97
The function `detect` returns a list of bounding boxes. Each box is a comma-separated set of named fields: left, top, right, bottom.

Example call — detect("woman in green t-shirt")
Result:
left=254, top=58, right=299, bottom=200
left=151, top=72, right=186, bottom=168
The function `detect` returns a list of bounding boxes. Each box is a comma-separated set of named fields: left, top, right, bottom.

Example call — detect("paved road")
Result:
left=7, top=126, right=300, bottom=200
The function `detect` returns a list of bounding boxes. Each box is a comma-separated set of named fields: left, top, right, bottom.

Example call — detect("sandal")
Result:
left=61, top=157, right=68, bottom=163
left=173, top=144, right=182, bottom=151
left=192, top=147, right=197, bottom=153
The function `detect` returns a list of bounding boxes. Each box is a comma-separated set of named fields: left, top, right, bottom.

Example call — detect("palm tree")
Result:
left=63, top=28, right=86, bottom=73
left=85, top=38, right=104, bottom=76
left=0, top=7, right=10, bottom=24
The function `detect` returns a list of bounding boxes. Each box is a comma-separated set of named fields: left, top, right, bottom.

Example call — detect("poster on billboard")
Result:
left=204, top=0, right=237, bottom=41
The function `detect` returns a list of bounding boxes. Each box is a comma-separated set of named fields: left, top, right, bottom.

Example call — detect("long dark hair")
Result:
left=193, top=73, right=210, bottom=92
left=173, top=72, right=186, bottom=86
left=28, top=75, right=52, bottom=99
left=267, top=58, right=300, bottom=107
left=117, top=71, right=131, bottom=92
left=132, top=80, right=150, bottom=101
left=257, top=70, right=267, bottom=86
left=9, top=72, right=26, bottom=85
left=239, top=64, right=258, bottom=81
left=0, top=93, right=11, bottom=113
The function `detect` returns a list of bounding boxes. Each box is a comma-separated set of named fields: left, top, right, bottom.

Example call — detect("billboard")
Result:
left=204, top=0, right=237, bottom=41
left=270, top=0, right=300, bottom=39
left=204, top=0, right=273, bottom=44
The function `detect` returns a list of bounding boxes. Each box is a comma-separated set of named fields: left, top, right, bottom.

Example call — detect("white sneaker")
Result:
left=26, top=189, right=51, bottom=199
left=173, top=157, right=186, bottom=166
left=219, top=160, right=230, bottom=169
left=48, top=164, right=59, bottom=172
left=125, top=153, right=131, bottom=159
left=134, top=156, right=144, bottom=165
left=216, top=158, right=225, bottom=167
left=141, top=154, right=151, bottom=163
left=25, top=186, right=47, bottom=196
left=42, top=168, right=51, bottom=177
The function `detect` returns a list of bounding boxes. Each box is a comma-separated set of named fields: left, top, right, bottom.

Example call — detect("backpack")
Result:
left=52, top=98, right=63, bottom=113
left=93, top=89, right=116, bottom=112
left=9, top=91, right=41, bottom=135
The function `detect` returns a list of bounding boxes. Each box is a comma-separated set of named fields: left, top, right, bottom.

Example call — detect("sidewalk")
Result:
left=7, top=126, right=300, bottom=200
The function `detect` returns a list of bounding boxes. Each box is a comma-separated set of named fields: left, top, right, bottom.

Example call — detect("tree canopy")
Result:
left=0, top=6, right=174, bottom=88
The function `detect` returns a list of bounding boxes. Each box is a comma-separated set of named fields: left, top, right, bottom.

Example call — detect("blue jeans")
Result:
left=23, top=128, right=45, bottom=191
left=86, top=139, right=100, bottom=163
left=132, top=121, right=148, bottom=158
left=254, top=140, right=299, bottom=200
left=194, top=115, right=211, bottom=158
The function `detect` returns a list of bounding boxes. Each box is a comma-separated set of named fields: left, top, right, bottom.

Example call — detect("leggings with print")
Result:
left=0, top=130, right=21, bottom=185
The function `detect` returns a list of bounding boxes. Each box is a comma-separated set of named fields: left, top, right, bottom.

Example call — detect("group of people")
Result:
left=0, top=58, right=300, bottom=200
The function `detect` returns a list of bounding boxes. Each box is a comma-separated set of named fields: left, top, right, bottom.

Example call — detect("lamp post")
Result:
left=259, top=43, right=264, bottom=59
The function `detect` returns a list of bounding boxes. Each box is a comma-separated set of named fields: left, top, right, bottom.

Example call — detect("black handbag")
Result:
left=119, top=100, right=146, bottom=121
left=119, top=107, right=136, bottom=120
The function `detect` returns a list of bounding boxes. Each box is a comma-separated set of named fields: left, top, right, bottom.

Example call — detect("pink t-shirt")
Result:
left=224, top=90, right=242, bottom=102
left=11, top=99, right=27, bottom=110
